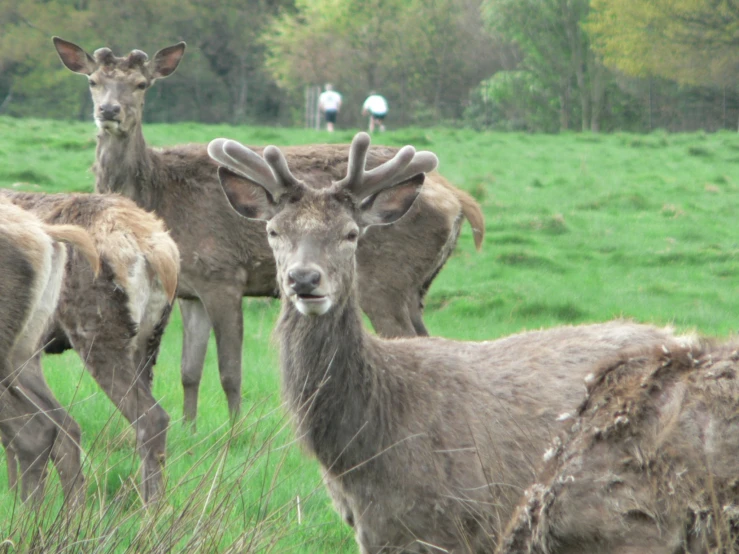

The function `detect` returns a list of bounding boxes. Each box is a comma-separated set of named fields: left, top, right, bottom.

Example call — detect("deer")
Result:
left=0, top=189, right=180, bottom=502
left=496, top=337, right=739, bottom=554
left=206, top=131, right=683, bottom=553
left=0, top=199, right=99, bottom=504
left=51, top=37, right=486, bottom=426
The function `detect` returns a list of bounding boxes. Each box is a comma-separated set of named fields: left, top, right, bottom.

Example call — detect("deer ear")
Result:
left=218, top=167, right=278, bottom=221
left=356, top=173, right=424, bottom=228
left=150, top=42, right=186, bottom=80
left=53, top=37, right=95, bottom=75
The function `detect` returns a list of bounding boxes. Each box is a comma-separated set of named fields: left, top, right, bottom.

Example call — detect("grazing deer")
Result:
left=207, top=131, right=679, bottom=553
left=52, top=37, right=485, bottom=425
left=0, top=199, right=98, bottom=504
left=497, top=337, right=739, bottom=554
left=1, top=190, right=179, bottom=501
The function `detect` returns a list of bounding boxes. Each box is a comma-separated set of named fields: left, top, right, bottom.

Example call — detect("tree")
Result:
left=265, top=0, right=499, bottom=127
left=0, top=0, right=92, bottom=118
left=587, top=0, right=739, bottom=88
left=482, top=0, right=611, bottom=131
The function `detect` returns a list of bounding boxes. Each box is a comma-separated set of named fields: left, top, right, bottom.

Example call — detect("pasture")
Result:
left=0, top=115, right=738, bottom=552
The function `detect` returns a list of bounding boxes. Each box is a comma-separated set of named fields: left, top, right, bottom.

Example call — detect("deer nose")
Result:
left=99, top=103, right=121, bottom=119
left=288, top=269, right=321, bottom=295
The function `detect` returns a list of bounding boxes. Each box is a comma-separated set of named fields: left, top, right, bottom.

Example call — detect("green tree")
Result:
left=0, top=0, right=91, bottom=118
left=265, top=0, right=498, bottom=127
left=482, top=0, right=612, bottom=131
left=587, top=0, right=739, bottom=88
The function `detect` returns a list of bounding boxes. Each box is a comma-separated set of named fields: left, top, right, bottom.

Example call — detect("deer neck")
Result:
left=94, top=123, right=155, bottom=208
left=277, top=287, right=385, bottom=471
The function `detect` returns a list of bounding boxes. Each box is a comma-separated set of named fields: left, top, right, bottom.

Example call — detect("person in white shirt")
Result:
left=362, top=92, right=388, bottom=133
left=318, top=83, right=342, bottom=132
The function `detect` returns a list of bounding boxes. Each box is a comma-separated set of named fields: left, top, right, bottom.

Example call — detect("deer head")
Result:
left=52, top=37, right=186, bottom=135
left=208, top=132, right=438, bottom=316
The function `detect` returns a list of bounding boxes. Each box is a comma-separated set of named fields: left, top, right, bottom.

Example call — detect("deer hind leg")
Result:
left=408, top=290, right=429, bottom=337
left=355, top=250, right=418, bottom=338
left=16, top=354, right=84, bottom=503
left=179, top=298, right=212, bottom=426
left=73, top=335, right=169, bottom=501
left=200, top=289, right=244, bottom=419
left=59, top=273, right=169, bottom=502
left=0, top=383, right=57, bottom=504
left=357, top=287, right=417, bottom=338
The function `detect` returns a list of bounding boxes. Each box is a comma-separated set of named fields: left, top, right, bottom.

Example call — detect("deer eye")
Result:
left=136, top=82, right=147, bottom=90
left=346, top=230, right=359, bottom=242
left=268, top=229, right=279, bottom=238
left=89, top=80, right=97, bottom=87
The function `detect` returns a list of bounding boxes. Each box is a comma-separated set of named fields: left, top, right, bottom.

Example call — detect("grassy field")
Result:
left=0, top=115, right=738, bottom=552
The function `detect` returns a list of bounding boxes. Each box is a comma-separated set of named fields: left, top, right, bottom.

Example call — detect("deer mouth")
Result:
left=297, top=293, right=326, bottom=302
left=292, top=293, right=332, bottom=316
left=95, top=116, right=122, bottom=132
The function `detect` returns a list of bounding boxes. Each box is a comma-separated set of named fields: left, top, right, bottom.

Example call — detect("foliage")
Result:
left=0, top=0, right=737, bottom=131
left=482, top=0, right=615, bottom=131
left=587, top=0, right=739, bottom=88
left=0, top=0, right=294, bottom=124
left=463, top=71, right=559, bottom=132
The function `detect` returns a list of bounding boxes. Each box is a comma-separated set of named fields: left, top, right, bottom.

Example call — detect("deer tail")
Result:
left=44, top=224, right=101, bottom=276
left=146, top=233, right=180, bottom=303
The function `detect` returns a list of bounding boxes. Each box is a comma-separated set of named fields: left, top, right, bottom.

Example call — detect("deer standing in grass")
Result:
left=1, top=190, right=179, bottom=502
left=207, top=131, right=680, bottom=553
left=0, top=199, right=98, bottom=504
left=497, top=337, right=739, bottom=554
left=52, top=37, right=485, bottom=426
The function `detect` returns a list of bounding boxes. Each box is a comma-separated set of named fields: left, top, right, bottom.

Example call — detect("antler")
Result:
left=335, top=132, right=439, bottom=201
left=207, top=139, right=300, bottom=201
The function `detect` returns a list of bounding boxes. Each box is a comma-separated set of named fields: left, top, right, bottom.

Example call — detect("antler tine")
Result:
left=337, top=132, right=439, bottom=200
left=375, top=150, right=439, bottom=189
left=358, top=145, right=416, bottom=197
left=264, top=146, right=301, bottom=189
left=335, top=132, right=372, bottom=189
left=207, top=138, right=287, bottom=200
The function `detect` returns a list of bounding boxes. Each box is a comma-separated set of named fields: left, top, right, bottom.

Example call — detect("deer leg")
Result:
left=408, top=292, right=429, bottom=337
left=73, top=339, right=169, bottom=502
left=355, top=252, right=418, bottom=338
left=133, top=303, right=172, bottom=390
left=357, top=291, right=416, bottom=338
left=200, top=291, right=243, bottom=419
left=15, top=355, right=84, bottom=504
left=0, top=384, right=56, bottom=505
left=179, top=298, right=211, bottom=425
left=1, top=352, right=83, bottom=503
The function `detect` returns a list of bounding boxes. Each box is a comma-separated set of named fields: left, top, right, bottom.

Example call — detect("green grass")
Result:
left=1, top=116, right=738, bottom=551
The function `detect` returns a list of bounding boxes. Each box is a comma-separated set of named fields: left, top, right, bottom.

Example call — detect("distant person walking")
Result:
left=362, top=92, right=388, bottom=133
left=318, top=83, right=342, bottom=132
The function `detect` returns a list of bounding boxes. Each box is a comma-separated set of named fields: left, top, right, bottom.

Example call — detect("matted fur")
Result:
left=497, top=337, right=739, bottom=554
left=53, top=37, right=485, bottom=424
left=208, top=135, right=681, bottom=553
left=0, top=200, right=96, bottom=504
left=0, top=189, right=180, bottom=501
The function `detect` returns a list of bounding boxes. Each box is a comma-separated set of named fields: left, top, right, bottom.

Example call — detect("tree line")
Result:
left=1, top=0, right=737, bottom=132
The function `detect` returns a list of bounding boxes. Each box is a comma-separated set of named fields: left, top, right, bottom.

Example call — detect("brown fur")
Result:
left=0, top=189, right=180, bottom=501
left=496, top=337, right=739, bottom=554
left=43, top=225, right=101, bottom=277
left=53, top=37, right=485, bottom=424
left=208, top=134, right=680, bottom=553
left=0, top=200, right=92, bottom=504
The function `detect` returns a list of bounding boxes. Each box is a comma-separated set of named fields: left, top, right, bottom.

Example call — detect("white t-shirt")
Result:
left=319, top=90, right=342, bottom=111
left=363, top=94, right=388, bottom=115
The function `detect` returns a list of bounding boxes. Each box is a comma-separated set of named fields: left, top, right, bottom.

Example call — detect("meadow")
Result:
left=0, top=115, right=738, bottom=552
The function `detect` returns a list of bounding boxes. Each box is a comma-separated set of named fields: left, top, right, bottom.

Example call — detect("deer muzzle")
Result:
left=286, top=266, right=332, bottom=316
